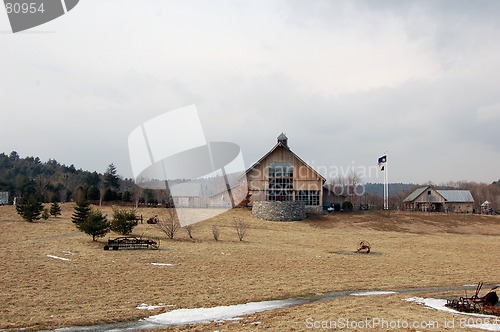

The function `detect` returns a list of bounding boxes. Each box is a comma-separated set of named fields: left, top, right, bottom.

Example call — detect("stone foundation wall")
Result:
left=252, top=201, right=306, bottom=221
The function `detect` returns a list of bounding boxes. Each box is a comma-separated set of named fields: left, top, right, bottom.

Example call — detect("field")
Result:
left=1, top=204, right=499, bottom=331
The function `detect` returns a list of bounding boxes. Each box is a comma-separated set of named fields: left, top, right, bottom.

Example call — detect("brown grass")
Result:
left=1, top=205, right=499, bottom=331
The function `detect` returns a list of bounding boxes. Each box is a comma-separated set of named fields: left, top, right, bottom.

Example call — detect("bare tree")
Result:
left=156, top=209, right=180, bottom=239
left=329, top=171, right=362, bottom=209
left=183, top=224, right=194, bottom=240
left=346, top=171, right=362, bottom=208
left=212, top=225, right=220, bottom=241
left=234, top=220, right=248, bottom=241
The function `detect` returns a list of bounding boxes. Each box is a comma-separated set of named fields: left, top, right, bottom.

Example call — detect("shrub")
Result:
left=183, top=224, right=194, bottom=240
left=234, top=220, right=248, bottom=241
left=76, top=209, right=110, bottom=241
left=342, top=201, right=353, bottom=212
left=41, top=208, right=50, bottom=220
left=110, top=208, right=138, bottom=235
left=212, top=225, right=220, bottom=241
left=156, top=209, right=180, bottom=239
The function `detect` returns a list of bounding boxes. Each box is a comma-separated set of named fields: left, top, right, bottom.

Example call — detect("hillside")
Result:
left=0, top=151, right=136, bottom=203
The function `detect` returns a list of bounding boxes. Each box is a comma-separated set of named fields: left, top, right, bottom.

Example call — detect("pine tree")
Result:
left=110, top=208, right=138, bottom=235
left=76, top=209, right=110, bottom=241
left=72, top=199, right=91, bottom=224
left=104, top=163, right=120, bottom=190
left=49, top=201, right=62, bottom=217
left=16, top=194, right=44, bottom=222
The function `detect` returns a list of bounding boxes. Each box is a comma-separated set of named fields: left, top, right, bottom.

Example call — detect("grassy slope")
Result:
left=1, top=205, right=499, bottom=331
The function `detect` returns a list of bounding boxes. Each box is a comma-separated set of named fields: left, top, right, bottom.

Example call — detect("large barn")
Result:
left=403, top=186, right=474, bottom=213
left=243, top=133, right=325, bottom=211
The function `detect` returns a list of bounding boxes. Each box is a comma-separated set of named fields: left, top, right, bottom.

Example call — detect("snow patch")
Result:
left=151, top=263, right=174, bottom=266
left=350, top=291, right=398, bottom=296
left=406, top=297, right=500, bottom=331
left=137, top=303, right=175, bottom=311
left=47, top=255, right=71, bottom=262
left=144, top=299, right=304, bottom=326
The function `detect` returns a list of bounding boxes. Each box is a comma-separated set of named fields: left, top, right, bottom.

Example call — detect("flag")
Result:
left=378, top=155, right=387, bottom=166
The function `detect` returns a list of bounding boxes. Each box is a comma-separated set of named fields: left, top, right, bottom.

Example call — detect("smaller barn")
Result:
left=403, top=186, right=474, bottom=213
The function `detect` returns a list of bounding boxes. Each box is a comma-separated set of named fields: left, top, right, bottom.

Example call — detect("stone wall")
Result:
left=252, top=201, right=306, bottom=221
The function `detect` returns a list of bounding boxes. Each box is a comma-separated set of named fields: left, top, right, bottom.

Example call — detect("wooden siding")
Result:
left=246, top=145, right=324, bottom=206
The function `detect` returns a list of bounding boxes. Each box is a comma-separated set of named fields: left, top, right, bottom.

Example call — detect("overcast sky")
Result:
left=1, top=0, right=500, bottom=184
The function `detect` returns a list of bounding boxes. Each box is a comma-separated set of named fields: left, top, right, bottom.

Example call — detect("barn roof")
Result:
left=243, top=140, right=326, bottom=182
left=436, top=189, right=474, bottom=203
left=403, top=186, right=474, bottom=203
left=403, top=187, right=429, bottom=202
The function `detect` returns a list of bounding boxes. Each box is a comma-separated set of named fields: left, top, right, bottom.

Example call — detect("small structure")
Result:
left=403, top=186, right=474, bottom=213
left=481, top=201, right=493, bottom=214
left=0, top=191, right=8, bottom=205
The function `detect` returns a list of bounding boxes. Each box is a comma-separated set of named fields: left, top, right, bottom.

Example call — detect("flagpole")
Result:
left=384, top=153, right=388, bottom=210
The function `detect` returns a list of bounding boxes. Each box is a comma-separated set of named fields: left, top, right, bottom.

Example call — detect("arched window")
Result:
left=267, top=162, right=293, bottom=201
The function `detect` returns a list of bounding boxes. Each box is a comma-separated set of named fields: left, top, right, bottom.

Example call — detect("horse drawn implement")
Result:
left=104, top=236, right=160, bottom=250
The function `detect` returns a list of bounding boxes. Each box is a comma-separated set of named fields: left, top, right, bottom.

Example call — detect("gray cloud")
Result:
left=1, top=0, right=499, bottom=184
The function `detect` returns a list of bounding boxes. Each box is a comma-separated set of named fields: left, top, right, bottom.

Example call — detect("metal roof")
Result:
left=403, top=187, right=429, bottom=202
left=436, top=190, right=474, bottom=203
left=403, top=186, right=474, bottom=203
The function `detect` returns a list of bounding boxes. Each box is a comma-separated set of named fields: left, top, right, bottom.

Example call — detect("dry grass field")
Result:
left=1, top=204, right=499, bottom=331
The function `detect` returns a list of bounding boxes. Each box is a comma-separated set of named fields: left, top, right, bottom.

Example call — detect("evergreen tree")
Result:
left=72, top=199, right=91, bottom=224
left=49, top=201, right=62, bottom=217
left=16, top=178, right=43, bottom=222
left=102, top=188, right=117, bottom=201
left=86, top=185, right=100, bottom=201
left=103, top=163, right=120, bottom=190
left=76, top=209, right=110, bottom=241
left=16, top=194, right=44, bottom=222
left=110, top=208, right=138, bottom=235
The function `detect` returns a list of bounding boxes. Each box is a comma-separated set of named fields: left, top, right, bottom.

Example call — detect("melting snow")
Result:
left=47, top=255, right=71, bottom=261
left=350, top=291, right=398, bottom=296
left=143, top=299, right=305, bottom=326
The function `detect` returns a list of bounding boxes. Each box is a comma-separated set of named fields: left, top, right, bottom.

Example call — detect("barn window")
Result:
left=296, top=190, right=320, bottom=206
left=427, top=190, right=431, bottom=195
left=268, top=162, right=293, bottom=201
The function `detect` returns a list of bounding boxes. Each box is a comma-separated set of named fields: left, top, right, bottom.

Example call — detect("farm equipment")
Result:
left=147, top=215, right=159, bottom=224
left=104, top=236, right=160, bottom=250
left=445, top=282, right=499, bottom=316
left=356, top=240, right=371, bottom=254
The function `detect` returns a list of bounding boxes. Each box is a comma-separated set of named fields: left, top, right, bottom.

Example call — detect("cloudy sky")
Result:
left=1, top=0, right=500, bottom=184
